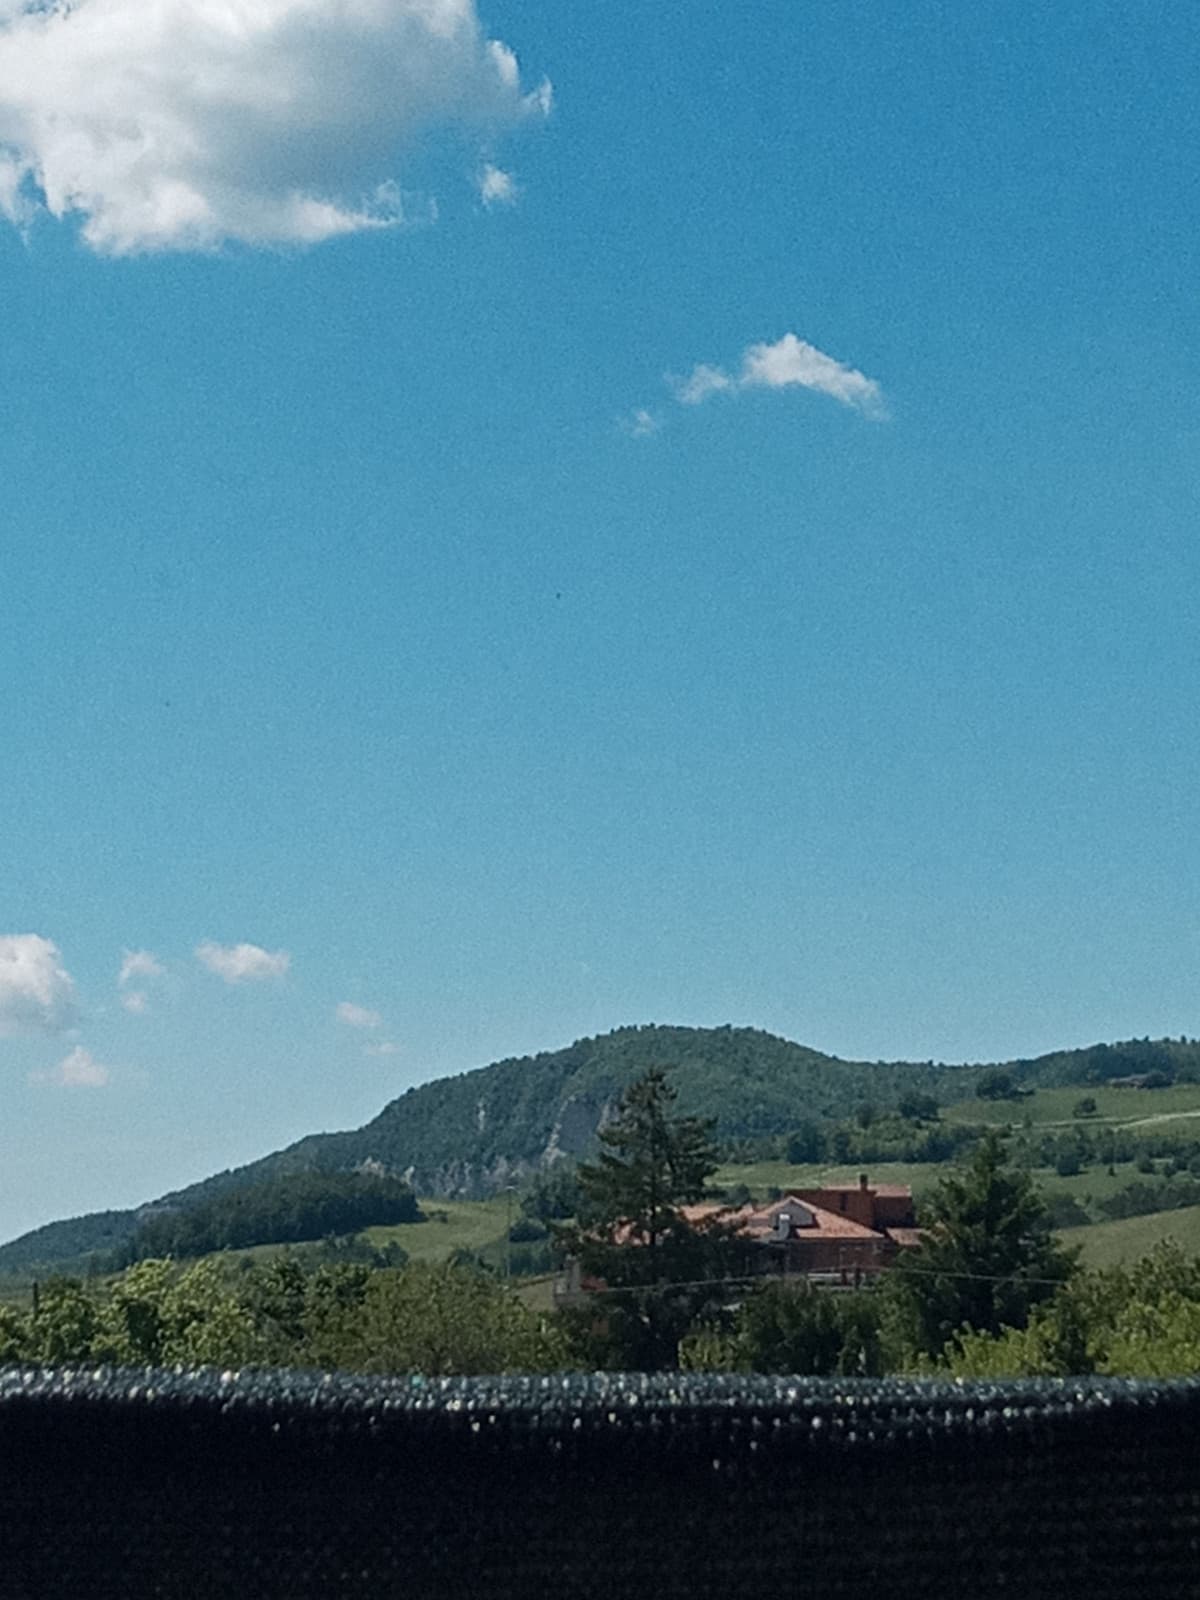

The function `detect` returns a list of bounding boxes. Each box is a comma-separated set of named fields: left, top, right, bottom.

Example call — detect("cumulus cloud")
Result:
left=666, top=333, right=887, bottom=421
left=121, top=991, right=150, bottom=1015
left=31, top=1045, right=111, bottom=1088
left=740, top=334, right=887, bottom=417
left=196, top=940, right=290, bottom=984
left=0, top=0, right=551, bottom=253
left=336, top=1000, right=383, bottom=1030
left=0, top=933, right=77, bottom=1036
left=478, top=162, right=517, bottom=207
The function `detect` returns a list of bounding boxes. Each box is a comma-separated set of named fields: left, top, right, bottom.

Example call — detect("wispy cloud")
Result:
left=30, top=1045, right=111, bottom=1089
left=117, top=947, right=166, bottom=1014
left=664, top=333, right=887, bottom=422
left=118, top=949, right=165, bottom=987
left=336, top=1000, right=383, bottom=1030
left=0, top=933, right=77, bottom=1036
left=669, top=363, right=733, bottom=407
left=196, top=940, right=291, bottom=985
left=620, top=407, right=663, bottom=438
left=0, top=0, right=551, bottom=253
left=365, top=1040, right=400, bottom=1057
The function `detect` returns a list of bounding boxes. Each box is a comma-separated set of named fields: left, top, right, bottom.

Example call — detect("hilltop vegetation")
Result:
left=6, top=1023, right=1200, bottom=1277
left=119, top=1171, right=421, bottom=1263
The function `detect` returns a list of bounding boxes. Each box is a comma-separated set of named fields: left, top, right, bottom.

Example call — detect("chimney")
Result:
left=859, top=1173, right=868, bottom=1191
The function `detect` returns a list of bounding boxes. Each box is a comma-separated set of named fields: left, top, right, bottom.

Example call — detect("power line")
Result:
left=562, top=1261, right=1077, bottom=1302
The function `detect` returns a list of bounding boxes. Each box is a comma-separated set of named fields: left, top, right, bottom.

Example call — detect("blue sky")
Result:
left=3, top=0, right=1199, bottom=1242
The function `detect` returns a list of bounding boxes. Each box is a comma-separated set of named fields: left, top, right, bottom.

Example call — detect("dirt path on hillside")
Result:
left=1036, top=1108, right=1200, bottom=1132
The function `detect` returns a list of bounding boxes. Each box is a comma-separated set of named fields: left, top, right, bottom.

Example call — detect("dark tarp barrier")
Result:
left=2, top=1366, right=1198, bottom=1598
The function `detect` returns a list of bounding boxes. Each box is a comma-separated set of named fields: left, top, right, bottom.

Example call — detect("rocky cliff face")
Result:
left=542, top=1092, right=612, bottom=1163
left=392, top=1093, right=614, bottom=1197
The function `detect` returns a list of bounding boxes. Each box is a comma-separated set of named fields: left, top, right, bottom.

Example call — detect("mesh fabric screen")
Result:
left=2, top=1367, right=1197, bottom=1597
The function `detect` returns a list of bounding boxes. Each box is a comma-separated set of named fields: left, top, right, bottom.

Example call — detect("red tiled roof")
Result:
left=779, top=1206, right=885, bottom=1241
left=686, top=1200, right=888, bottom=1242
left=884, top=1227, right=924, bottom=1249
left=605, top=1189, right=918, bottom=1250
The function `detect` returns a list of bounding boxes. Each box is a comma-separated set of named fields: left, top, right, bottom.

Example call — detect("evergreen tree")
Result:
left=558, top=1066, right=751, bottom=1369
left=888, top=1131, right=1076, bottom=1358
left=577, top=1067, right=718, bottom=1245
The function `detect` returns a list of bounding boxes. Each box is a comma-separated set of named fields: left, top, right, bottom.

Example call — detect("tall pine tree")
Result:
left=558, top=1067, right=750, bottom=1369
left=889, top=1131, right=1076, bottom=1358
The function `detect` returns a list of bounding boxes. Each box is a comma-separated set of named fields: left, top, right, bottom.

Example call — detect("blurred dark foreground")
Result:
left=1, top=1367, right=1197, bottom=1599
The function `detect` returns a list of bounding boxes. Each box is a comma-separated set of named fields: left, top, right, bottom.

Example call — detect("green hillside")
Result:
left=1065, top=1205, right=1200, bottom=1268
left=6, top=1023, right=1200, bottom=1276
left=945, top=1082, right=1200, bottom=1129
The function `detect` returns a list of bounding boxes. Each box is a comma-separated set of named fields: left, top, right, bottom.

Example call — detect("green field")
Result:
left=944, top=1083, right=1200, bottom=1130
left=363, top=1196, right=514, bottom=1262
left=1063, top=1205, right=1200, bottom=1268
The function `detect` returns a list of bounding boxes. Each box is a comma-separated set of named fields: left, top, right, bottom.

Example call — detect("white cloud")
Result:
left=196, top=940, right=290, bottom=984
left=118, top=949, right=165, bottom=988
left=478, top=162, right=517, bottom=207
left=667, top=333, right=887, bottom=421
left=336, top=1000, right=383, bottom=1030
left=31, top=1045, right=111, bottom=1088
left=121, top=991, right=149, bottom=1015
left=0, top=0, right=551, bottom=253
left=0, top=933, right=77, bottom=1036
left=669, top=363, right=733, bottom=406
left=365, top=1039, right=400, bottom=1057
left=740, top=333, right=887, bottom=418
left=620, top=407, right=662, bottom=438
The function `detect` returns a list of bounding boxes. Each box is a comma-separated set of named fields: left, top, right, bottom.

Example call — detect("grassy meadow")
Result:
left=1063, top=1204, right=1200, bottom=1268
left=362, top=1196, right=516, bottom=1262
left=943, top=1082, right=1200, bottom=1130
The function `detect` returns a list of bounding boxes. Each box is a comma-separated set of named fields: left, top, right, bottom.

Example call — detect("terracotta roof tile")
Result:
left=691, top=1200, right=891, bottom=1242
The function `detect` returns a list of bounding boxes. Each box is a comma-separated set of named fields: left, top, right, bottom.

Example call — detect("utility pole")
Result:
left=503, top=1183, right=518, bottom=1280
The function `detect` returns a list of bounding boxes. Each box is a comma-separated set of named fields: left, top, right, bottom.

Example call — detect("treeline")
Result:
left=1019, top=1123, right=1200, bottom=1178
left=119, top=1171, right=422, bottom=1263
left=0, top=1209, right=140, bottom=1278
left=726, top=1099, right=977, bottom=1167
left=345, top=1024, right=991, bottom=1185
left=0, top=1257, right=565, bottom=1375
left=9, top=1233, right=1200, bottom=1382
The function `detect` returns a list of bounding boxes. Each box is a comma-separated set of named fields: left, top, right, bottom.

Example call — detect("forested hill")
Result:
left=5, top=1025, right=1199, bottom=1272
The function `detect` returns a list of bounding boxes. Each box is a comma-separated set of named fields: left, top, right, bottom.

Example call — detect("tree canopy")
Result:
left=888, top=1131, right=1076, bottom=1357
left=558, top=1066, right=753, bottom=1368
left=123, top=1170, right=421, bottom=1261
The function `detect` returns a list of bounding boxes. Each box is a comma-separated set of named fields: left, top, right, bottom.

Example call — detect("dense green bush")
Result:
left=940, top=1242, right=1200, bottom=1379
left=4, top=1255, right=565, bottom=1375
left=977, top=1070, right=1021, bottom=1101
left=681, top=1283, right=887, bottom=1377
